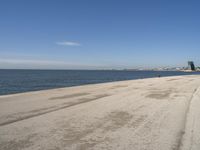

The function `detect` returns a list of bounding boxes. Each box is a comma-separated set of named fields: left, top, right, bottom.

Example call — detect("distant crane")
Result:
left=188, top=61, right=196, bottom=71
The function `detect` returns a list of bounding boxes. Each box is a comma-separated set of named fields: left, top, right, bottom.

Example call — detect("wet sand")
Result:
left=0, top=75, right=200, bottom=150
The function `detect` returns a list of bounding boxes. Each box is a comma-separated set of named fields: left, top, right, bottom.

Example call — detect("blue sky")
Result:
left=0, top=0, right=200, bottom=69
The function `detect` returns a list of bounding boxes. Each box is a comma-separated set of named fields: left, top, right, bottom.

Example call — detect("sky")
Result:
left=0, top=0, right=200, bottom=69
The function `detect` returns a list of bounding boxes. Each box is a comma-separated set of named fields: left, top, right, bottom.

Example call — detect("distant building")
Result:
left=188, top=61, right=195, bottom=71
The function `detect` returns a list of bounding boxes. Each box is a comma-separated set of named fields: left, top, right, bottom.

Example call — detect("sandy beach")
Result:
left=0, top=75, right=200, bottom=150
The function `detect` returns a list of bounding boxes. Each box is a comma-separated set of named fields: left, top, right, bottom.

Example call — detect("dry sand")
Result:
left=0, top=75, right=200, bottom=150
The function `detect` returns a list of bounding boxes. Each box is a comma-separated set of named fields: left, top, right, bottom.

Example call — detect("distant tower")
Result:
left=188, top=61, right=195, bottom=71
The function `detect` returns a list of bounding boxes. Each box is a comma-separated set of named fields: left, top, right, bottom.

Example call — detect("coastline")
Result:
left=1, top=69, right=200, bottom=96
left=1, top=75, right=200, bottom=150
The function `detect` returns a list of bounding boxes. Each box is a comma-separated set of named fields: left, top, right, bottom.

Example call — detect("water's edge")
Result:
left=0, top=69, right=200, bottom=95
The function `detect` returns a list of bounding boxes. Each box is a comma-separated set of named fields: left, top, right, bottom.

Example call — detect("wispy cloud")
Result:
left=56, top=41, right=80, bottom=46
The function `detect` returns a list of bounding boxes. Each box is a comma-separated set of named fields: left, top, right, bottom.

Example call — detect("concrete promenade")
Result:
left=0, top=75, right=200, bottom=150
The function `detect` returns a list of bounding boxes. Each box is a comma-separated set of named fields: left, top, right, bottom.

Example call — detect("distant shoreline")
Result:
left=0, top=68, right=193, bottom=71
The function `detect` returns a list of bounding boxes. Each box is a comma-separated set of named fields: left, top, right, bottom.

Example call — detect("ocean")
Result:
left=0, top=69, right=200, bottom=95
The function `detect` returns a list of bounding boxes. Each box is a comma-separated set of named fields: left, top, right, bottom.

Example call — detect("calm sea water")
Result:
left=0, top=69, right=200, bottom=95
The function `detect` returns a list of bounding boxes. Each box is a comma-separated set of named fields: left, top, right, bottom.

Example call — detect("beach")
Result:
left=1, top=75, right=200, bottom=150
